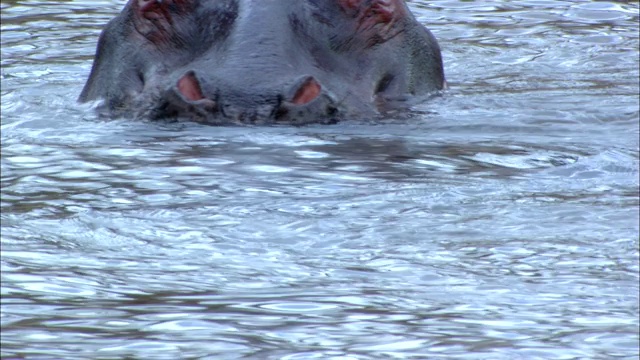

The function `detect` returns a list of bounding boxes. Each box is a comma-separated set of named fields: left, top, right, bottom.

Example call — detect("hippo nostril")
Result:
left=274, top=78, right=342, bottom=124
left=154, top=71, right=217, bottom=121
left=177, top=71, right=205, bottom=101
left=290, top=76, right=322, bottom=105
left=375, top=73, right=394, bottom=94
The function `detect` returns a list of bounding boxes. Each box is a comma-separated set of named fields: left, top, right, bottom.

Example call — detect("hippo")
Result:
left=79, top=0, right=445, bottom=125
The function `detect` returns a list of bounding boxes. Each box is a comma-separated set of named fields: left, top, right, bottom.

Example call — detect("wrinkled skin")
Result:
left=79, top=0, right=445, bottom=125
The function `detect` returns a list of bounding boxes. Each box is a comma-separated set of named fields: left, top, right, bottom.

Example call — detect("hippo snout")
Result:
left=79, top=0, right=445, bottom=125
left=151, top=71, right=342, bottom=125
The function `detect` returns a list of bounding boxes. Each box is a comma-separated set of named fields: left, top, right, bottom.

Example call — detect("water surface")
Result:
left=1, top=0, right=639, bottom=359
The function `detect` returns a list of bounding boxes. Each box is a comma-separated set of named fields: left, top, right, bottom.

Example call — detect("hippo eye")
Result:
left=138, top=0, right=186, bottom=21
left=337, top=0, right=362, bottom=12
left=338, top=0, right=400, bottom=22
left=133, top=0, right=193, bottom=45
left=330, top=0, right=406, bottom=50
left=132, top=0, right=237, bottom=52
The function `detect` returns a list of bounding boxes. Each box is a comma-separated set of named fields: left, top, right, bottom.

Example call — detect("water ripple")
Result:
left=1, top=0, right=638, bottom=359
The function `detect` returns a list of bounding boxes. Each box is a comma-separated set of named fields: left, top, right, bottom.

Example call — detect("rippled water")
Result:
left=2, top=0, right=639, bottom=359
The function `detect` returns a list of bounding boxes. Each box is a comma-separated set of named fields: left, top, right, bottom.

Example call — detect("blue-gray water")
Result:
left=1, top=1, right=639, bottom=359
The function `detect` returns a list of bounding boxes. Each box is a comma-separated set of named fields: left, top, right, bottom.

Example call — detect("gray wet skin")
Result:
left=79, top=0, right=445, bottom=125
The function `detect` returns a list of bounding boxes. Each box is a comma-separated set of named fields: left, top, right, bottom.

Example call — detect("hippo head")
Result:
left=79, top=0, right=445, bottom=125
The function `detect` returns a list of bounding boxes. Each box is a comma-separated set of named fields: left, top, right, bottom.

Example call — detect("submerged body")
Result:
left=79, top=0, right=445, bottom=125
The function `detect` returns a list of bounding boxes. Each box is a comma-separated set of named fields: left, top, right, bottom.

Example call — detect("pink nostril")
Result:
left=177, top=71, right=204, bottom=101
left=291, top=77, right=321, bottom=105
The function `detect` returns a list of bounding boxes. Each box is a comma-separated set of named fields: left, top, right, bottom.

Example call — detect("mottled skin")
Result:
left=79, top=0, right=445, bottom=125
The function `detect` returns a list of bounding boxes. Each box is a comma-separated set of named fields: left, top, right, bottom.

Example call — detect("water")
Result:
left=1, top=0, right=639, bottom=359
